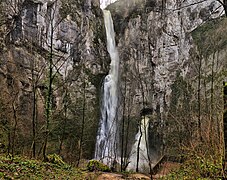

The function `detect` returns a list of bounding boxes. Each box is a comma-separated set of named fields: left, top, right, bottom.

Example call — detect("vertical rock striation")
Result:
left=0, top=0, right=109, bottom=160
left=106, top=0, right=225, bottom=171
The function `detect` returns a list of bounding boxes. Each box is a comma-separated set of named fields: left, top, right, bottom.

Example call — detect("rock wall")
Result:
left=0, top=0, right=109, bottom=160
left=107, top=0, right=226, bottom=166
left=0, top=0, right=227, bottom=169
left=111, top=0, right=223, bottom=121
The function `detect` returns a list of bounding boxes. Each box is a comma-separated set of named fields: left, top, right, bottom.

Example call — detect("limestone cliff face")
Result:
left=0, top=0, right=108, bottom=159
left=1, top=0, right=227, bottom=166
left=108, top=0, right=226, bottom=162
left=110, top=0, right=223, bottom=118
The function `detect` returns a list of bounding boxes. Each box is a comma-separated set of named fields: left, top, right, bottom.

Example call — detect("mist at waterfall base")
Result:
left=94, top=10, right=120, bottom=166
left=127, top=116, right=152, bottom=172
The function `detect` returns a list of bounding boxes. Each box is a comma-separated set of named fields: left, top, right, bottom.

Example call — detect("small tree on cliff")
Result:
left=42, top=0, right=60, bottom=160
left=41, top=0, right=80, bottom=160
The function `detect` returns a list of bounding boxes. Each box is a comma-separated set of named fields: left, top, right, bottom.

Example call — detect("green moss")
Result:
left=0, top=154, right=86, bottom=179
left=46, top=154, right=65, bottom=166
left=169, top=71, right=192, bottom=113
left=87, top=160, right=111, bottom=172
left=161, top=155, right=223, bottom=180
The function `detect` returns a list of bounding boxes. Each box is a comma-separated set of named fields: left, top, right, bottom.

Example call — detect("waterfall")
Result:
left=127, top=116, right=151, bottom=172
left=100, top=0, right=118, bottom=9
left=95, top=10, right=120, bottom=166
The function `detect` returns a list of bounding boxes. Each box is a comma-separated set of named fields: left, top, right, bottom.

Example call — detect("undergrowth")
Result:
left=0, top=154, right=87, bottom=179
left=161, top=143, right=225, bottom=180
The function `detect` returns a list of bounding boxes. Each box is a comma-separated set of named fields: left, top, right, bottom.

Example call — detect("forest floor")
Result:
left=3, top=153, right=223, bottom=179
left=1, top=154, right=176, bottom=179
left=95, top=173, right=150, bottom=179
left=89, top=162, right=180, bottom=179
left=0, top=154, right=89, bottom=179
left=152, top=162, right=180, bottom=179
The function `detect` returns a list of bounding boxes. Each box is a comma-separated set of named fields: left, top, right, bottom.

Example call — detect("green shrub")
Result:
left=87, top=160, right=110, bottom=172
left=162, top=155, right=223, bottom=179
left=47, top=154, right=65, bottom=166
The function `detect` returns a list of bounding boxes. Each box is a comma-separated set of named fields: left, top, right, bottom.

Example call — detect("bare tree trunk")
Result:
left=11, top=98, right=17, bottom=157
left=124, top=86, right=132, bottom=170
left=143, top=115, right=153, bottom=180
left=10, top=91, right=19, bottom=157
left=77, top=78, right=86, bottom=167
left=209, top=53, right=215, bottom=142
left=223, top=82, right=227, bottom=171
left=197, top=55, right=202, bottom=141
left=136, top=120, right=142, bottom=172
left=58, top=87, right=68, bottom=155
left=43, top=10, right=54, bottom=161
left=139, top=78, right=153, bottom=179
left=120, top=79, right=127, bottom=172
left=31, top=67, right=37, bottom=158
left=7, top=132, right=11, bottom=156
left=135, top=55, right=143, bottom=173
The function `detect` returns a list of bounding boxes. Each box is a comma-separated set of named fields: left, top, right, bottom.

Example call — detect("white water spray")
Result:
left=100, top=0, right=118, bottom=9
left=95, top=10, right=120, bottom=166
left=127, top=116, right=151, bottom=172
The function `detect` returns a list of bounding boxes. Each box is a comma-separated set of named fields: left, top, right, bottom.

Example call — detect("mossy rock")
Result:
left=87, top=160, right=110, bottom=172
left=46, top=154, right=65, bottom=166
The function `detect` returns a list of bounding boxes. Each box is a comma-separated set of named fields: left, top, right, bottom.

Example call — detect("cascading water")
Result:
left=100, top=0, right=118, bottom=9
left=95, top=10, right=120, bottom=166
left=127, top=116, right=151, bottom=172
left=95, top=0, right=154, bottom=171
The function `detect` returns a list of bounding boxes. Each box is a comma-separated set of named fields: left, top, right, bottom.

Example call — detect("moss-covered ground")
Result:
left=0, top=154, right=92, bottom=179
left=1, top=153, right=224, bottom=179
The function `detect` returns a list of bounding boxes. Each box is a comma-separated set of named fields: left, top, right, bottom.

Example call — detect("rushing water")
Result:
left=100, top=0, right=118, bottom=9
left=95, top=10, right=120, bottom=166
